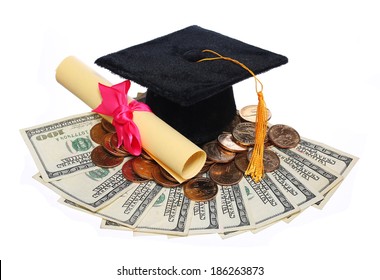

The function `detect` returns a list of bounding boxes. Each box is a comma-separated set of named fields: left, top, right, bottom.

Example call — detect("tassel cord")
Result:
left=197, top=49, right=267, bottom=182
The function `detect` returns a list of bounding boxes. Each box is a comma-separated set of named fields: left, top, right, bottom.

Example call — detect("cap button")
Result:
left=182, top=49, right=211, bottom=62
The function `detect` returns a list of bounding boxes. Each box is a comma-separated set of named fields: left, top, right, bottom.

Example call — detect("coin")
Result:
left=152, top=165, right=180, bottom=188
left=232, top=122, right=255, bottom=146
left=102, top=133, right=129, bottom=157
left=247, top=149, right=280, bottom=173
left=209, top=161, right=243, bottom=186
left=141, top=150, right=153, bottom=161
left=90, top=123, right=108, bottom=144
left=159, top=166, right=178, bottom=183
left=262, top=149, right=280, bottom=172
left=90, top=146, right=124, bottom=168
left=109, top=133, right=129, bottom=156
left=239, top=105, right=272, bottom=122
left=234, top=152, right=249, bottom=173
left=197, top=163, right=212, bottom=175
left=232, top=122, right=269, bottom=146
left=121, top=159, right=148, bottom=183
left=268, top=124, right=300, bottom=149
left=131, top=156, right=157, bottom=180
left=101, top=118, right=116, bottom=133
left=202, top=141, right=236, bottom=163
left=183, top=177, right=218, bottom=202
left=217, top=133, right=247, bottom=153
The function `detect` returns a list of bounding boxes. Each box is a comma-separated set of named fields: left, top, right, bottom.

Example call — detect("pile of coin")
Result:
left=201, top=113, right=300, bottom=185
left=89, top=119, right=126, bottom=168
left=90, top=119, right=182, bottom=188
left=89, top=108, right=301, bottom=203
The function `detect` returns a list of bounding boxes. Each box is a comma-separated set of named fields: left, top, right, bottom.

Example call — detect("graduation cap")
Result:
left=95, top=25, right=287, bottom=144
left=95, top=25, right=288, bottom=181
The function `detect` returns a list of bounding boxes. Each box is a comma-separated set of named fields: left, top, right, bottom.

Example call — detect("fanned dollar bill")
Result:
left=22, top=112, right=358, bottom=238
left=134, top=187, right=193, bottom=236
left=294, top=137, right=358, bottom=177
left=187, top=174, right=223, bottom=235
left=100, top=219, right=131, bottom=231
left=59, top=181, right=164, bottom=229
left=269, top=146, right=343, bottom=197
left=242, top=175, right=299, bottom=229
left=291, top=137, right=358, bottom=208
left=33, top=160, right=136, bottom=211
left=188, top=198, right=222, bottom=235
left=266, top=164, right=324, bottom=211
left=21, top=112, right=101, bottom=182
left=216, top=184, right=256, bottom=233
left=97, top=181, right=163, bottom=228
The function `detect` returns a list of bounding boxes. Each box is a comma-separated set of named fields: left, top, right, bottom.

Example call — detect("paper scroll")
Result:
left=56, top=56, right=206, bottom=182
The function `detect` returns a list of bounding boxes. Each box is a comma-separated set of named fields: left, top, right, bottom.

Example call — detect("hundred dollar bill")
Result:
left=291, top=137, right=358, bottom=208
left=135, top=187, right=193, bottom=236
left=266, top=164, right=324, bottom=211
left=187, top=174, right=222, bottom=235
left=100, top=219, right=131, bottom=231
left=100, top=220, right=160, bottom=237
left=216, top=184, right=256, bottom=233
left=269, top=146, right=343, bottom=197
left=98, top=181, right=163, bottom=228
left=33, top=161, right=136, bottom=211
left=60, top=181, right=163, bottom=228
left=293, top=137, right=358, bottom=177
left=188, top=198, right=223, bottom=235
left=21, top=112, right=101, bottom=182
left=242, top=175, right=299, bottom=229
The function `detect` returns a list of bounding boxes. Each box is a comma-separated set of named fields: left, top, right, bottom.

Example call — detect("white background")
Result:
left=1, top=0, right=379, bottom=279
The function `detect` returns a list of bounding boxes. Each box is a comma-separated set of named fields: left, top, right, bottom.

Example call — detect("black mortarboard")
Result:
left=95, top=25, right=288, bottom=145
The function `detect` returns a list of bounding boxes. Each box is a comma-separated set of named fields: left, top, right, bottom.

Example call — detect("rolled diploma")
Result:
left=56, top=56, right=206, bottom=183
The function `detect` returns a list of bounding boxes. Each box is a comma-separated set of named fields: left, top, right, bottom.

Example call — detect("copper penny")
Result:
left=234, top=152, right=249, bottom=173
left=121, top=159, right=148, bottom=183
left=131, top=157, right=157, bottom=180
left=232, top=122, right=269, bottom=146
left=232, top=122, right=255, bottom=146
left=141, top=150, right=153, bottom=161
left=90, top=123, right=108, bottom=144
left=159, top=166, right=178, bottom=183
left=110, top=133, right=129, bottom=156
left=268, top=124, right=300, bottom=149
left=152, top=165, right=180, bottom=188
left=197, top=163, right=212, bottom=175
left=202, top=141, right=236, bottom=163
left=101, top=118, right=116, bottom=133
left=217, top=133, right=247, bottom=153
left=209, top=161, right=243, bottom=186
left=90, top=146, right=124, bottom=168
left=247, top=149, right=280, bottom=173
left=239, top=105, right=272, bottom=122
left=183, top=177, right=218, bottom=202
left=102, top=133, right=128, bottom=157
left=262, top=149, right=280, bottom=172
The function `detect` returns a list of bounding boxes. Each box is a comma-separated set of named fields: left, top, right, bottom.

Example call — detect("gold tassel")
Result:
left=245, top=91, right=267, bottom=182
left=198, top=49, right=267, bottom=182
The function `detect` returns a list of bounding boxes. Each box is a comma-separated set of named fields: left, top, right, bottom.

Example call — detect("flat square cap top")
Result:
left=95, top=25, right=288, bottom=107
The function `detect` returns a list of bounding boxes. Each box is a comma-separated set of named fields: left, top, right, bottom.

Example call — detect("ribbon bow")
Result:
left=92, top=80, right=151, bottom=156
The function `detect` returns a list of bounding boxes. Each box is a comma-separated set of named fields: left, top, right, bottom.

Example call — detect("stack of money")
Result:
left=20, top=109, right=358, bottom=238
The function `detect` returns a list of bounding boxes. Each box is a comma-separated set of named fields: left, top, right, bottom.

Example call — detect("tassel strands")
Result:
left=245, top=91, right=267, bottom=182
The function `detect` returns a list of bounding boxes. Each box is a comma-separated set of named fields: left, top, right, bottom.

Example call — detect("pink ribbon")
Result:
left=92, top=80, right=151, bottom=156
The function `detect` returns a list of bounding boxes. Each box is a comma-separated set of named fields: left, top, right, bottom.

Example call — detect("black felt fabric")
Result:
left=95, top=25, right=288, bottom=106
left=95, top=25, right=288, bottom=145
left=146, top=86, right=236, bottom=145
